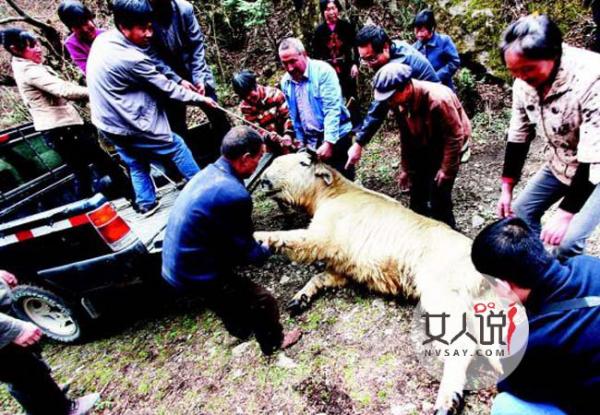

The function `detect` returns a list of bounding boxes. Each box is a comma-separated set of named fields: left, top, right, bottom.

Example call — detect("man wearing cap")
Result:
left=345, top=24, right=441, bottom=170
left=373, top=62, right=470, bottom=228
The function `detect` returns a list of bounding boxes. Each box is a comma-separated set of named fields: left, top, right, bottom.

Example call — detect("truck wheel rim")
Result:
left=22, top=298, right=78, bottom=337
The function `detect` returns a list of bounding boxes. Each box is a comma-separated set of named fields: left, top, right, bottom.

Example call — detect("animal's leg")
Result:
left=254, top=229, right=323, bottom=263
left=288, top=271, right=348, bottom=316
left=433, top=354, right=470, bottom=414
left=418, top=294, right=474, bottom=415
left=431, top=311, right=477, bottom=415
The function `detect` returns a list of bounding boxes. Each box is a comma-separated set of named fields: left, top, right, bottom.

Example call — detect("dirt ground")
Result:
left=1, top=81, right=598, bottom=415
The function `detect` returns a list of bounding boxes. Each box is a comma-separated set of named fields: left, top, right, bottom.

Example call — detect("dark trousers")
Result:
left=42, top=125, right=132, bottom=199
left=339, top=72, right=361, bottom=128
left=0, top=345, right=70, bottom=415
left=409, top=152, right=456, bottom=228
left=165, top=85, right=231, bottom=165
left=177, top=275, right=284, bottom=356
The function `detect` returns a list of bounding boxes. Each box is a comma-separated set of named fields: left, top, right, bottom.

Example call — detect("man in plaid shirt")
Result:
left=233, top=70, right=296, bottom=154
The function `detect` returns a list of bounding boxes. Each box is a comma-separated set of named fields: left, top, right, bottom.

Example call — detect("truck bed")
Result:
left=114, top=153, right=273, bottom=254
left=113, top=185, right=180, bottom=254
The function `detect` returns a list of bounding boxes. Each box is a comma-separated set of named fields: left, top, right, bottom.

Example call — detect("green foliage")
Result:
left=438, top=0, right=589, bottom=79
left=454, top=68, right=480, bottom=117
left=470, top=108, right=512, bottom=144
left=195, top=0, right=247, bottom=52
left=223, top=0, right=272, bottom=29
left=386, top=0, right=430, bottom=39
left=456, top=68, right=477, bottom=93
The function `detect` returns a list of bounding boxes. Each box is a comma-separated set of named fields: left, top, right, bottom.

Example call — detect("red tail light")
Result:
left=87, top=204, right=116, bottom=227
left=87, top=203, right=137, bottom=251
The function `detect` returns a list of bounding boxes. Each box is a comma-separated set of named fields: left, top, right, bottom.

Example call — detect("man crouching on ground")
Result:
left=471, top=217, right=600, bottom=415
left=161, top=126, right=301, bottom=355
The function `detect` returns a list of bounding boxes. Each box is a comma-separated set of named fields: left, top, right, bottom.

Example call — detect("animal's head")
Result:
left=260, top=150, right=343, bottom=210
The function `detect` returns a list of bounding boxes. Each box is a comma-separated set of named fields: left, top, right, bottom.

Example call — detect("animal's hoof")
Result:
left=254, top=231, right=268, bottom=243
left=287, top=294, right=309, bottom=316
left=433, top=392, right=465, bottom=415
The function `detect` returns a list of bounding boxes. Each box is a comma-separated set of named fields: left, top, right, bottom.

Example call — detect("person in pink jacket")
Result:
left=58, top=1, right=105, bottom=75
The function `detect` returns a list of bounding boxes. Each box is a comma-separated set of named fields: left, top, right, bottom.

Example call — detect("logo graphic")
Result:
left=410, top=278, right=529, bottom=391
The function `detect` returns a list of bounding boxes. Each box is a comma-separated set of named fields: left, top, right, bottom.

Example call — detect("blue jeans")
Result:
left=105, top=132, right=200, bottom=208
left=491, top=392, right=567, bottom=415
left=513, top=165, right=600, bottom=258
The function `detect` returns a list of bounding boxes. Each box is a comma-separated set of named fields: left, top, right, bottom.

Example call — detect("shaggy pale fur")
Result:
left=255, top=153, right=502, bottom=414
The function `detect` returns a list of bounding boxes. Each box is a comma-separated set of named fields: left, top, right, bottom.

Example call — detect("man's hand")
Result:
left=199, top=96, right=217, bottom=108
left=316, top=141, right=334, bottom=160
left=345, top=142, right=362, bottom=170
left=0, top=270, right=17, bottom=288
left=434, top=169, right=448, bottom=186
left=267, top=131, right=280, bottom=143
left=396, top=170, right=410, bottom=191
left=541, top=209, right=574, bottom=246
left=261, top=240, right=270, bottom=251
left=179, top=79, right=197, bottom=92
left=194, top=82, right=206, bottom=96
left=280, top=134, right=294, bottom=148
left=350, top=64, right=359, bottom=79
left=13, top=322, right=42, bottom=347
left=497, top=182, right=514, bottom=218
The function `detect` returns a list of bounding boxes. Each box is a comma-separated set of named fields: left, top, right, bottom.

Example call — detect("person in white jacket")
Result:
left=2, top=27, right=130, bottom=199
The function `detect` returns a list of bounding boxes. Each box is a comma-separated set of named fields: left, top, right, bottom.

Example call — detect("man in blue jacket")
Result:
left=345, top=25, right=440, bottom=169
left=149, top=0, right=230, bottom=154
left=471, top=217, right=600, bottom=415
left=279, top=37, right=355, bottom=179
left=162, top=126, right=300, bottom=355
left=412, top=9, right=461, bottom=90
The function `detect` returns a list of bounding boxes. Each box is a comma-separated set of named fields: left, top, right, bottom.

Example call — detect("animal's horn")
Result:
left=299, top=147, right=318, bottom=163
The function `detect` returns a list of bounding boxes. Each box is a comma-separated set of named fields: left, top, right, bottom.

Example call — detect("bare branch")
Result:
left=4, top=0, right=57, bottom=33
left=5, top=0, right=33, bottom=18
left=0, top=17, right=27, bottom=25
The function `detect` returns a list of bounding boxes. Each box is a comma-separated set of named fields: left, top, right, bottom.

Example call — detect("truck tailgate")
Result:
left=112, top=185, right=179, bottom=254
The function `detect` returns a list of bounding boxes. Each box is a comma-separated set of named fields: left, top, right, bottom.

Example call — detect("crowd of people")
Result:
left=0, top=0, right=599, bottom=414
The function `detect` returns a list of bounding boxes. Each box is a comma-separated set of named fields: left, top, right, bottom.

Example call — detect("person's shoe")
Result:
left=460, top=145, right=471, bottom=163
left=136, top=200, right=161, bottom=217
left=69, top=392, right=100, bottom=415
left=281, top=328, right=302, bottom=349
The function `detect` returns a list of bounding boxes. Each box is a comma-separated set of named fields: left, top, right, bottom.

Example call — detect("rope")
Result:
left=213, top=103, right=279, bottom=138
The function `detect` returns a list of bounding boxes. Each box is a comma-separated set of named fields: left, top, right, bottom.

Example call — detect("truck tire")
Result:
left=11, top=285, right=84, bottom=343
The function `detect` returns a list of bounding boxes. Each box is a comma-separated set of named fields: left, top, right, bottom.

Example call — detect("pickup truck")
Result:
left=0, top=122, right=273, bottom=343
left=0, top=122, right=211, bottom=343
